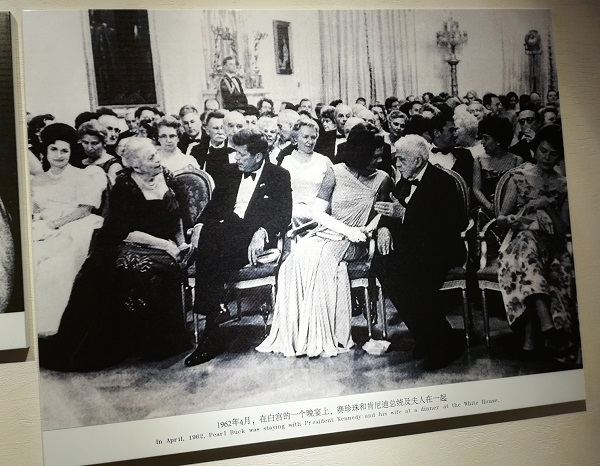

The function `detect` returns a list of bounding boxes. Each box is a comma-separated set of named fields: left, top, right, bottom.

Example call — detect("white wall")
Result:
left=4, top=1, right=600, bottom=465
left=23, top=8, right=555, bottom=126
left=23, top=10, right=91, bottom=126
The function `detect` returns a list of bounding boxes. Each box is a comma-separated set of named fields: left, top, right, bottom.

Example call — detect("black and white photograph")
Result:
left=0, top=11, right=27, bottom=351
left=23, top=8, right=585, bottom=465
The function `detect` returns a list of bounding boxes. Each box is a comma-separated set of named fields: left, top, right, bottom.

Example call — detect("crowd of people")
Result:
left=29, top=71, right=580, bottom=372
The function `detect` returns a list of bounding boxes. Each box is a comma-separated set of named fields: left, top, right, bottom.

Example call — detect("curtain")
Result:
left=319, top=9, right=417, bottom=104
left=200, top=10, right=250, bottom=90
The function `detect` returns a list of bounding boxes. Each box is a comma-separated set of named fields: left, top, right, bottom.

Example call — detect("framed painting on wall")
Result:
left=273, top=20, right=293, bottom=74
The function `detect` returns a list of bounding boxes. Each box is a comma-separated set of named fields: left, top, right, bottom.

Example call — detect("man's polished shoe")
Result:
left=184, top=336, right=224, bottom=367
left=422, top=340, right=464, bottom=371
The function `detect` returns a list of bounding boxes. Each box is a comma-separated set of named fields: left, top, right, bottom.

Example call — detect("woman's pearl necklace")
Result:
left=134, top=173, right=159, bottom=190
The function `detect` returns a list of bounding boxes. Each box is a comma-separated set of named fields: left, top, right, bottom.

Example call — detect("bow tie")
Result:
left=431, top=147, right=452, bottom=155
left=395, top=177, right=419, bottom=207
left=336, top=133, right=345, bottom=139
left=243, top=172, right=257, bottom=180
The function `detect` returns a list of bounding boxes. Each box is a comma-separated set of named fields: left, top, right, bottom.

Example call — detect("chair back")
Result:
left=493, top=167, right=521, bottom=217
left=437, top=166, right=469, bottom=230
left=174, top=168, right=214, bottom=233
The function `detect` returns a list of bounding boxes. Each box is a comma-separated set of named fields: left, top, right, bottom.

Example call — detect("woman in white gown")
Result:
left=280, top=116, right=332, bottom=227
left=257, top=124, right=392, bottom=357
left=31, top=123, right=106, bottom=334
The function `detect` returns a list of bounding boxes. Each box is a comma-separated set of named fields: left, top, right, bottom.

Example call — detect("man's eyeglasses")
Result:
left=518, top=117, right=536, bottom=124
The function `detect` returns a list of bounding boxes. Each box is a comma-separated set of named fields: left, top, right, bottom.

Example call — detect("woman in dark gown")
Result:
left=39, top=137, right=191, bottom=372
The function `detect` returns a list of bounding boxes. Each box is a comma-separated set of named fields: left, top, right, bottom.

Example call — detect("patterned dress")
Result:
left=497, top=164, right=578, bottom=357
left=257, top=164, right=390, bottom=358
left=38, top=169, right=190, bottom=371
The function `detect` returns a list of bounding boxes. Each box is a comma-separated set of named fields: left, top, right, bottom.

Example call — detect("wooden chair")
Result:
left=174, top=168, right=214, bottom=343
left=221, top=236, right=285, bottom=336
left=437, top=167, right=474, bottom=346
left=287, top=222, right=387, bottom=340
left=476, top=168, right=517, bottom=347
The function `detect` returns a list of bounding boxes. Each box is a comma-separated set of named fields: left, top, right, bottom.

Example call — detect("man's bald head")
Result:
left=223, top=111, right=246, bottom=141
left=343, top=116, right=365, bottom=137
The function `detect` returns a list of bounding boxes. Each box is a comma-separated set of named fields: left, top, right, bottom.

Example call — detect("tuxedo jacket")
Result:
left=219, top=74, right=248, bottom=110
left=275, top=143, right=295, bottom=166
left=314, top=130, right=339, bottom=163
left=178, top=132, right=208, bottom=155
left=450, top=147, right=474, bottom=189
left=190, top=141, right=236, bottom=188
left=382, top=163, right=465, bottom=283
left=198, top=161, right=292, bottom=248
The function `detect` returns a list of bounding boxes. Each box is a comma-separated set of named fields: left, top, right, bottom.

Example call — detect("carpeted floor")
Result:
left=39, top=292, right=572, bottom=431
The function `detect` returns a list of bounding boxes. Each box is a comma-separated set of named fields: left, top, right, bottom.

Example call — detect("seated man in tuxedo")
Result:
left=428, top=107, right=474, bottom=188
left=185, top=127, right=292, bottom=366
left=374, top=135, right=465, bottom=371
left=314, top=103, right=351, bottom=162
left=219, top=55, right=248, bottom=111
left=190, top=111, right=236, bottom=188
left=178, top=105, right=205, bottom=155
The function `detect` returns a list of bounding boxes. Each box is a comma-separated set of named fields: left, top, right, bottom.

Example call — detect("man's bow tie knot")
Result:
left=431, top=147, right=452, bottom=155
left=243, top=172, right=257, bottom=180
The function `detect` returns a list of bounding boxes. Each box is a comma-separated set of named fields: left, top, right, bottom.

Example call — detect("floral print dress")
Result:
left=497, top=164, right=579, bottom=359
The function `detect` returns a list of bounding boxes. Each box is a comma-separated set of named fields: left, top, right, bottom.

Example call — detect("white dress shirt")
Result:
left=234, top=161, right=265, bottom=219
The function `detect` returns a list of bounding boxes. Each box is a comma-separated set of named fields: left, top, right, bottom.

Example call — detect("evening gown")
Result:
left=38, top=169, right=190, bottom=371
left=257, top=164, right=389, bottom=357
left=31, top=164, right=106, bottom=334
left=497, top=164, right=579, bottom=361
left=280, top=150, right=331, bottom=227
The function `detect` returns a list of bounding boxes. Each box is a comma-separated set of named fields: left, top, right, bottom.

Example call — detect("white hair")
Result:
left=394, top=134, right=430, bottom=163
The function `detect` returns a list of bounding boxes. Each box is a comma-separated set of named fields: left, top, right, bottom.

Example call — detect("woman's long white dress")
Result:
left=257, top=164, right=389, bottom=357
left=32, top=165, right=106, bottom=334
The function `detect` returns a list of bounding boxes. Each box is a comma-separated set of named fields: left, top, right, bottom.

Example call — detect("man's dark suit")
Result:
left=375, top=163, right=465, bottom=363
left=219, top=74, right=248, bottom=111
left=190, top=141, right=236, bottom=188
left=193, top=161, right=292, bottom=321
left=314, top=130, right=340, bottom=163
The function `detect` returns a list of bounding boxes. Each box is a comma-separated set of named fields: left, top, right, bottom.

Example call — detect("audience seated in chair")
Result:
left=257, top=123, right=392, bottom=358
left=185, top=127, right=292, bottom=367
left=38, top=137, right=192, bottom=371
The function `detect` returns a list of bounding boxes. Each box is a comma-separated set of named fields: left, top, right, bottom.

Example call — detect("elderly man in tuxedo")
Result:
left=219, top=56, right=248, bottom=111
left=190, top=111, right=236, bottom=188
left=185, top=127, right=292, bottom=366
left=374, top=134, right=465, bottom=371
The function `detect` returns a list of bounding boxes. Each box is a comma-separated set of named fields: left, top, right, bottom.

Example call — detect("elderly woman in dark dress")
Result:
left=39, top=137, right=191, bottom=371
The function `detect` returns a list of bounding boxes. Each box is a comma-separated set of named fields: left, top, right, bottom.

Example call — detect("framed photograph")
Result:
left=0, top=12, right=27, bottom=351
left=273, top=20, right=293, bottom=74
left=24, top=9, right=585, bottom=466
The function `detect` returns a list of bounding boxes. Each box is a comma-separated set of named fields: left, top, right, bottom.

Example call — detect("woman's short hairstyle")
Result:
left=134, top=106, right=160, bottom=119
left=40, top=123, right=78, bottom=155
left=28, top=114, right=55, bottom=145
left=257, top=97, right=274, bottom=111
left=531, top=124, right=564, bottom=159
left=478, top=114, right=514, bottom=149
left=453, top=111, right=479, bottom=140
left=231, top=127, right=269, bottom=157
left=120, top=137, right=155, bottom=168
left=319, top=106, right=336, bottom=123
left=344, top=123, right=382, bottom=170
left=77, top=119, right=108, bottom=145
left=156, top=115, right=182, bottom=133
left=291, top=116, right=319, bottom=142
